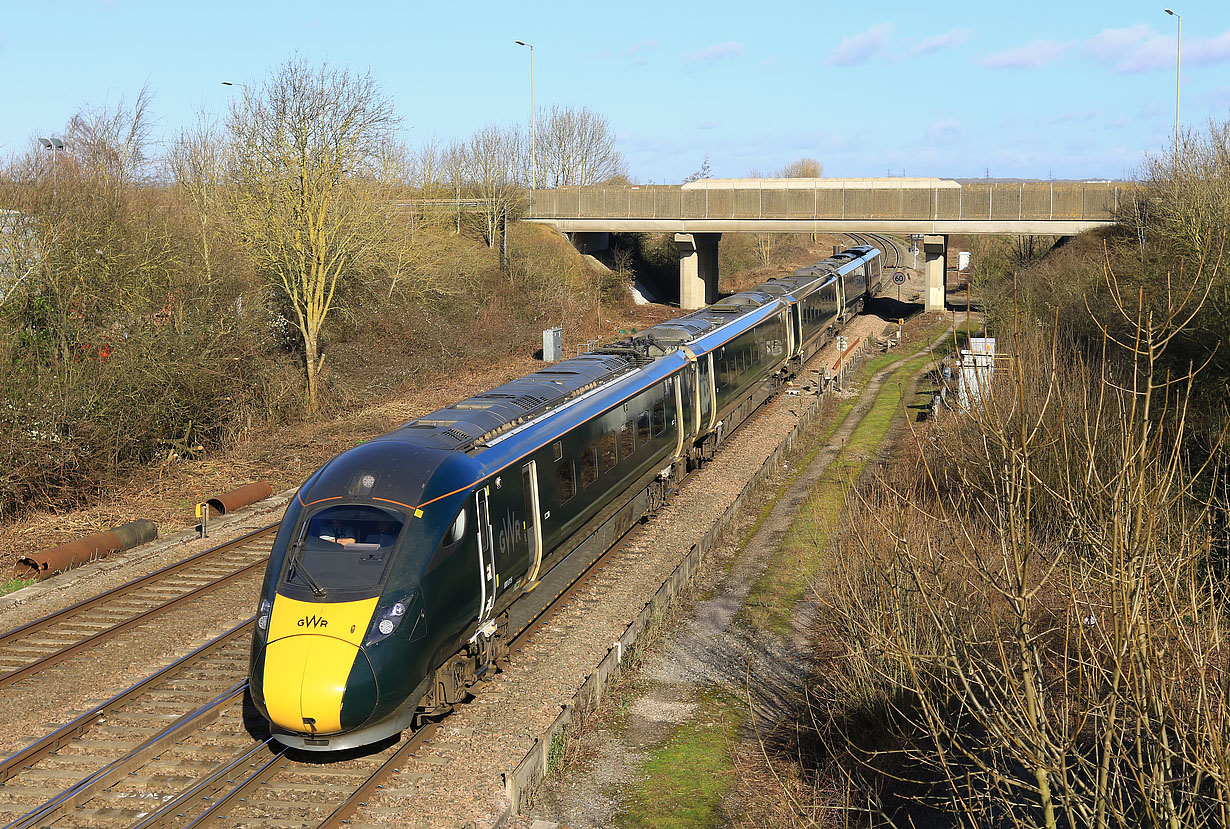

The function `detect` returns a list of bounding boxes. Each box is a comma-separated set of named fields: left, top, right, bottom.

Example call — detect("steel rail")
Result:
left=0, top=617, right=255, bottom=783
left=0, top=523, right=275, bottom=646
left=2, top=682, right=247, bottom=829
left=0, top=556, right=268, bottom=689
left=129, top=739, right=281, bottom=829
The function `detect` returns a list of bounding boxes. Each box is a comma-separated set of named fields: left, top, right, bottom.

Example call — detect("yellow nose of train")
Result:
left=260, top=595, right=380, bottom=735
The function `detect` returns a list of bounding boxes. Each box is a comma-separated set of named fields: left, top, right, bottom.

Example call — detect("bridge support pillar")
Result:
left=568, top=232, right=610, bottom=254
left=923, top=234, right=947, bottom=312
left=675, top=232, right=721, bottom=309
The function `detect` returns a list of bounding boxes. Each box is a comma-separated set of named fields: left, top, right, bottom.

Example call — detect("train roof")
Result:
left=386, top=245, right=879, bottom=454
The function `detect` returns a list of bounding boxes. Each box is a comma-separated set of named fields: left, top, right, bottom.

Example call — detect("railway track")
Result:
left=847, top=231, right=903, bottom=269
left=0, top=526, right=276, bottom=691
left=0, top=303, right=898, bottom=826
left=0, top=477, right=638, bottom=829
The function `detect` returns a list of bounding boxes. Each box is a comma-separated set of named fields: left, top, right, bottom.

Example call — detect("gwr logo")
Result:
left=298, top=615, right=329, bottom=629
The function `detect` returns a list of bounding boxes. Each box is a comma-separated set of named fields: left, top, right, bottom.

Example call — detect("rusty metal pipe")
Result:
left=19, top=519, right=158, bottom=579
left=205, top=481, right=273, bottom=516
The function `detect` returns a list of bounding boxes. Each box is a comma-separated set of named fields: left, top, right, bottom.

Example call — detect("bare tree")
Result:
left=778, top=157, right=822, bottom=178
left=465, top=123, right=522, bottom=249
left=64, top=85, right=155, bottom=190
left=442, top=140, right=468, bottom=235
left=412, top=135, right=445, bottom=198
left=166, top=113, right=226, bottom=282
left=225, top=58, right=398, bottom=412
left=819, top=272, right=1230, bottom=827
left=536, top=105, right=626, bottom=187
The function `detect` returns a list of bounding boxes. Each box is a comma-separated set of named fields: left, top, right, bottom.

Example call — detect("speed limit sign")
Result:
left=893, top=272, right=906, bottom=285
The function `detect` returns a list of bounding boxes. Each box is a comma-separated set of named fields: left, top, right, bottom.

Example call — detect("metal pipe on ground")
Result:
left=205, top=481, right=273, bottom=516
left=18, top=519, right=158, bottom=579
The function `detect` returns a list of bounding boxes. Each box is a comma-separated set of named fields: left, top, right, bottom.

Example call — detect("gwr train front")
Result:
left=247, top=438, right=479, bottom=751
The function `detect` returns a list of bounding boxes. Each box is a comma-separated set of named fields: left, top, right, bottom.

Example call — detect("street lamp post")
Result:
left=514, top=40, right=536, bottom=194
left=1165, top=9, right=1181, bottom=155
left=37, top=137, right=65, bottom=190
left=221, top=80, right=251, bottom=113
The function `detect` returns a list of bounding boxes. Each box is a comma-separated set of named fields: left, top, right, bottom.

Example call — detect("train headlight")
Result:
left=364, top=592, right=423, bottom=648
left=256, top=598, right=272, bottom=633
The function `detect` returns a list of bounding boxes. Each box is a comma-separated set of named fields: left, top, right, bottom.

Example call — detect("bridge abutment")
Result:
left=923, top=234, right=947, bottom=311
left=675, top=232, right=721, bottom=309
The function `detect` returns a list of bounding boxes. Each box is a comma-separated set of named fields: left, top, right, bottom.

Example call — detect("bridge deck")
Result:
left=526, top=179, right=1128, bottom=234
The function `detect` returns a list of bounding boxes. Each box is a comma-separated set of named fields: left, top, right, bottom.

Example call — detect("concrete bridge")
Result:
left=525, top=178, right=1129, bottom=309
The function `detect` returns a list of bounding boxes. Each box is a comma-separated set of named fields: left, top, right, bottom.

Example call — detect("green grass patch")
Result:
left=621, top=689, right=742, bottom=828
left=744, top=350, right=934, bottom=635
left=0, top=576, right=37, bottom=596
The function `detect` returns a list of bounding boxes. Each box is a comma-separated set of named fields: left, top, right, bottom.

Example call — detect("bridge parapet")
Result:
left=527, top=179, right=1130, bottom=224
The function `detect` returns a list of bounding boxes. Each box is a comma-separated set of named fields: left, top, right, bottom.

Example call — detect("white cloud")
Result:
left=1085, top=25, right=1230, bottom=73
left=824, top=23, right=893, bottom=66
left=906, top=29, right=972, bottom=58
left=925, top=118, right=962, bottom=143
left=977, top=39, right=1070, bottom=69
left=685, top=41, right=745, bottom=62
left=625, top=39, right=658, bottom=57
left=1041, top=109, right=1099, bottom=125
left=1188, top=31, right=1230, bottom=67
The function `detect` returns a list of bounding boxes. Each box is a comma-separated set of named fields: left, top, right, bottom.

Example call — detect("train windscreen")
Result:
left=286, top=505, right=405, bottom=592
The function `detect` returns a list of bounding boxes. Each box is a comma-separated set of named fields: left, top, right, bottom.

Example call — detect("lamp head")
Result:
left=38, top=138, right=52, bottom=149
left=1165, top=8, right=1176, bottom=15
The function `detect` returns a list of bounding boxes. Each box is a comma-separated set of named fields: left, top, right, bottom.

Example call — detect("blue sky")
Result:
left=3, top=0, right=1228, bottom=182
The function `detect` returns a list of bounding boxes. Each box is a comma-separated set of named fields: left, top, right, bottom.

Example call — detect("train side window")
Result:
left=619, top=421, right=634, bottom=459
left=637, top=410, right=651, bottom=446
left=556, top=459, right=576, bottom=503
left=443, top=507, right=467, bottom=547
left=600, top=430, right=618, bottom=472
left=653, top=398, right=667, bottom=436
left=580, top=441, right=599, bottom=488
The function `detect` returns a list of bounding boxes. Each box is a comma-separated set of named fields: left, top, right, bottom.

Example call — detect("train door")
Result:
left=689, top=359, right=702, bottom=438
left=672, top=375, right=685, bottom=461
left=705, top=352, right=718, bottom=430
left=475, top=487, right=496, bottom=621
left=522, top=461, right=543, bottom=582
left=698, top=353, right=715, bottom=431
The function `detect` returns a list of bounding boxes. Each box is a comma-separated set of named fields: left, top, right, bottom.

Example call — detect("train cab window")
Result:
left=442, top=507, right=467, bottom=547
left=556, top=459, right=576, bottom=502
left=600, top=430, right=618, bottom=472
left=289, top=504, right=404, bottom=593
left=653, top=398, right=668, bottom=436
left=580, top=442, right=599, bottom=488
left=636, top=410, right=651, bottom=446
left=619, top=421, right=634, bottom=460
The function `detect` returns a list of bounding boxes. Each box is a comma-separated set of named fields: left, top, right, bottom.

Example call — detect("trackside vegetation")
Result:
left=0, top=60, right=630, bottom=523
left=622, top=325, right=949, bottom=827
left=752, top=122, right=1230, bottom=828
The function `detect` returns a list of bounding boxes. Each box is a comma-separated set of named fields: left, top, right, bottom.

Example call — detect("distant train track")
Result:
left=0, top=526, right=276, bottom=690
left=848, top=232, right=903, bottom=270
